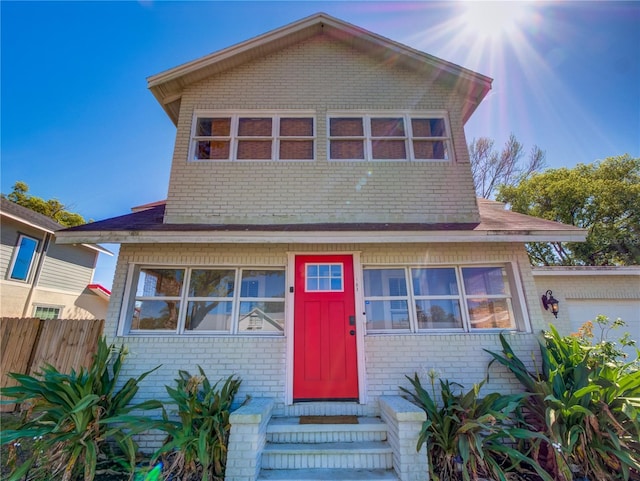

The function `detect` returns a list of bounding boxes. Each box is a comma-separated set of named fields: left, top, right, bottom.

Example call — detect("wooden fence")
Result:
left=0, top=317, right=104, bottom=412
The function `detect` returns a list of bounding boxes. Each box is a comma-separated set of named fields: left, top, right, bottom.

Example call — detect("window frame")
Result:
left=362, top=263, right=526, bottom=334
left=327, top=111, right=454, bottom=162
left=33, top=304, right=62, bottom=320
left=120, top=264, right=286, bottom=336
left=190, top=111, right=316, bottom=162
left=8, top=234, right=40, bottom=282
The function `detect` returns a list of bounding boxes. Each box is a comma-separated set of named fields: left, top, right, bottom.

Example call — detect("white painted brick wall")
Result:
left=163, top=34, right=479, bottom=225
left=106, top=242, right=544, bottom=417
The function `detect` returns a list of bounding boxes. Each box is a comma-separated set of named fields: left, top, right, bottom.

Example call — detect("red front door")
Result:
left=293, top=254, right=358, bottom=401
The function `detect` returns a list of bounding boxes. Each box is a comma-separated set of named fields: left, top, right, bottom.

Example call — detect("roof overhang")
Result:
left=1, top=210, right=56, bottom=235
left=56, top=228, right=587, bottom=245
left=532, top=266, right=640, bottom=277
left=87, top=284, right=111, bottom=299
left=147, top=13, right=492, bottom=124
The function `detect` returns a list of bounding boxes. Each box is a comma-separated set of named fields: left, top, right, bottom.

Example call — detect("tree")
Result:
left=469, top=133, right=546, bottom=198
left=497, top=155, right=640, bottom=266
left=2, top=181, right=86, bottom=227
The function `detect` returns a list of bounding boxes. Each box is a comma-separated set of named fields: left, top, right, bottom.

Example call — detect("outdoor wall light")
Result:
left=541, top=290, right=559, bottom=318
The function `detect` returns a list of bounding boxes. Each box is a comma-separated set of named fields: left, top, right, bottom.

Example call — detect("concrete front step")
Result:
left=258, top=468, right=399, bottom=481
left=267, top=416, right=388, bottom=443
left=261, top=441, right=394, bottom=469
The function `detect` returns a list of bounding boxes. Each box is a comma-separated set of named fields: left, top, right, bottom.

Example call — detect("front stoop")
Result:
left=257, top=416, right=399, bottom=481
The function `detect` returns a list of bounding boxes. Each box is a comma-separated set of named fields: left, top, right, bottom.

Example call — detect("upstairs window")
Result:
left=328, top=112, right=452, bottom=161
left=191, top=113, right=315, bottom=161
left=8, top=234, right=39, bottom=281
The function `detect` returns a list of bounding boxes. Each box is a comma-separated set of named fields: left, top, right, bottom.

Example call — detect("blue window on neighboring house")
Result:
left=9, top=235, right=39, bottom=281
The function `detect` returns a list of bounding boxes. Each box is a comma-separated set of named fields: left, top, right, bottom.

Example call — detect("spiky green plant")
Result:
left=486, top=325, right=640, bottom=481
left=0, top=337, right=161, bottom=481
left=150, top=369, right=242, bottom=481
left=401, top=373, right=552, bottom=481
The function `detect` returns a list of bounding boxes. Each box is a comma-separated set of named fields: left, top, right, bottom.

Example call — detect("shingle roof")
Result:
left=58, top=199, right=585, bottom=244
left=1, top=197, right=64, bottom=233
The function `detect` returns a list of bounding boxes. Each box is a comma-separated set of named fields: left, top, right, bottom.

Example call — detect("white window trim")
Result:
left=119, top=264, right=286, bottom=336
left=362, top=262, right=527, bottom=334
left=189, top=110, right=316, bottom=162
left=327, top=111, right=454, bottom=162
left=32, top=304, right=63, bottom=320
left=8, top=233, right=40, bottom=283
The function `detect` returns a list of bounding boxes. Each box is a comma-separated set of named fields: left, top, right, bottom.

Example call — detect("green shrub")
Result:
left=149, top=368, right=242, bottom=481
left=401, top=372, right=552, bottom=481
left=486, top=324, right=640, bottom=481
left=0, top=337, right=161, bottom=481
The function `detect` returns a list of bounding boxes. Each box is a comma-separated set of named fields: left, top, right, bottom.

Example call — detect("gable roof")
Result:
left=55, top=199, right=586, bottom=245
left=148, top=13, right=492, bottom=125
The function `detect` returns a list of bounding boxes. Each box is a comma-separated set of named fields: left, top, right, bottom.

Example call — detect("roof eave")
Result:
left=55, top=229, right=587, bottom=245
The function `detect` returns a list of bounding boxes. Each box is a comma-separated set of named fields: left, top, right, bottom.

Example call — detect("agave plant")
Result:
left=149, top=368, right=242, bottom=481
left=0, top=337, right=161, bottom=481
left=486, top=324, right=640, bottom=481
left=401, top=373, right=552, bottom=481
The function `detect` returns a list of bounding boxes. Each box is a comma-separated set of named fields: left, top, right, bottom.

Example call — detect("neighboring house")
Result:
left=532, top=266, right=640, bottom=359
left=0, top=197, right=111, bottom=320
left=57, top=14, right=588, bottom=480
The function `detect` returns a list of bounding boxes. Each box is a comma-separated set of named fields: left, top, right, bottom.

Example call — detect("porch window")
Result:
left=363, top=265, right=519, bottom=333
left=192, top=113, right=315, bottom=161
left=328, top=112, right=452, bottom=161
left=8, top=234, right=39, bottom=281
left=124, top=266, right=285, bottom=335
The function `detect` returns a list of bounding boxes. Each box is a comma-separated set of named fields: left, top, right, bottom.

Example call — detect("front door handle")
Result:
left=349, top=330, right=356, bottom=336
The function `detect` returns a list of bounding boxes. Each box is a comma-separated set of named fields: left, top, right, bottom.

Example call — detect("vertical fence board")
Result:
left=0, top=318, right=104, bottom=412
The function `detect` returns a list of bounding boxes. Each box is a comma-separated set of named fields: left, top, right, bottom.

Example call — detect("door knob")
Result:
left=349, top=330, right=356, bottom=336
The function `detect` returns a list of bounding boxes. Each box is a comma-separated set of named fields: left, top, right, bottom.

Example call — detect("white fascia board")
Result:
left=1, top=212, right=55, bottom=234
left=532, top=267, right=640, bottom=277
left=81, top=244, right=114, bottom=256
left=55, top=229, right=587, bottom=245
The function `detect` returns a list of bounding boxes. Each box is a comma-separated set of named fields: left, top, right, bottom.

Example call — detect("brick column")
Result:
left=379, top=395, right=428, bottom=481
left=225, top=397, right=274, bottom=481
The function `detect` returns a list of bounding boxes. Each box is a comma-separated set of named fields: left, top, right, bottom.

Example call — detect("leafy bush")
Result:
left=0, top=337, right=161, bottom=481
left=149, top=368, right=242, bottom=481
left=401, top=372, right=552, bottom=481
left=486, top=324, right=640, bottom=481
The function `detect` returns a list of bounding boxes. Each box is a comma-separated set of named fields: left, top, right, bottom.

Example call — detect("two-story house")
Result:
left=57, top=14, right=586, bottom=481
left=1, top=197, right=111, bottom=320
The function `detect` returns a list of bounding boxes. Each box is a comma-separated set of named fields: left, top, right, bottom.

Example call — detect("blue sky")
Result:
left=2, top=1, right=639, bottom=288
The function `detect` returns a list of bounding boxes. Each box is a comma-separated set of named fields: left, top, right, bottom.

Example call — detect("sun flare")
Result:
left=460, top=1, right=529, bottom=39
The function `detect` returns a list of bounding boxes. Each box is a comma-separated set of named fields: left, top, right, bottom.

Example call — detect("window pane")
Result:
left=196, top=140, right=230, bottom=160
left=10, top=236, right=38, bottom=280
left=330, top=118, right=364, bottom=136
left=372, top=140, right=406, bottom=159
left=238, top=301, right=285, bottom=333
left=411, top=268, right=458, bottom=296
left=237, top=140, right=272, bottom=159
left=137, top=269, right=184, bottom=297
left=413, top=140, right=448, bottom=160
left=280, top=118, right=313, bottom=136
left=363, top=269, right=406, bottom=297
left=306, top=264, right=342, bottom=291
left=189, top=269, right=235, bottom=297
left=240, top=270, right=285, bottom=298
left=185, top=301, right=232, bottom=331
left=132, top=300, right=180, bottom=330
left=371, top=118, right=405, bottom=137
left=34, top=306, right=60, bottom=320
left=416, top=300, right=462, bottom=329
left=238, top=118, right=272, bottom=136
left=330, top=140, right=364, bottom=159
left=467, top=299, right=513, bottom=329
left=365, top=300, right=410, bottom=330
left=280, top=140, right=313, bottom=160
left=197, top=117, right=230, bottom=136
left=462, top=267, right=509, bottom=296
left=412, top=118, right=446, bottom=137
